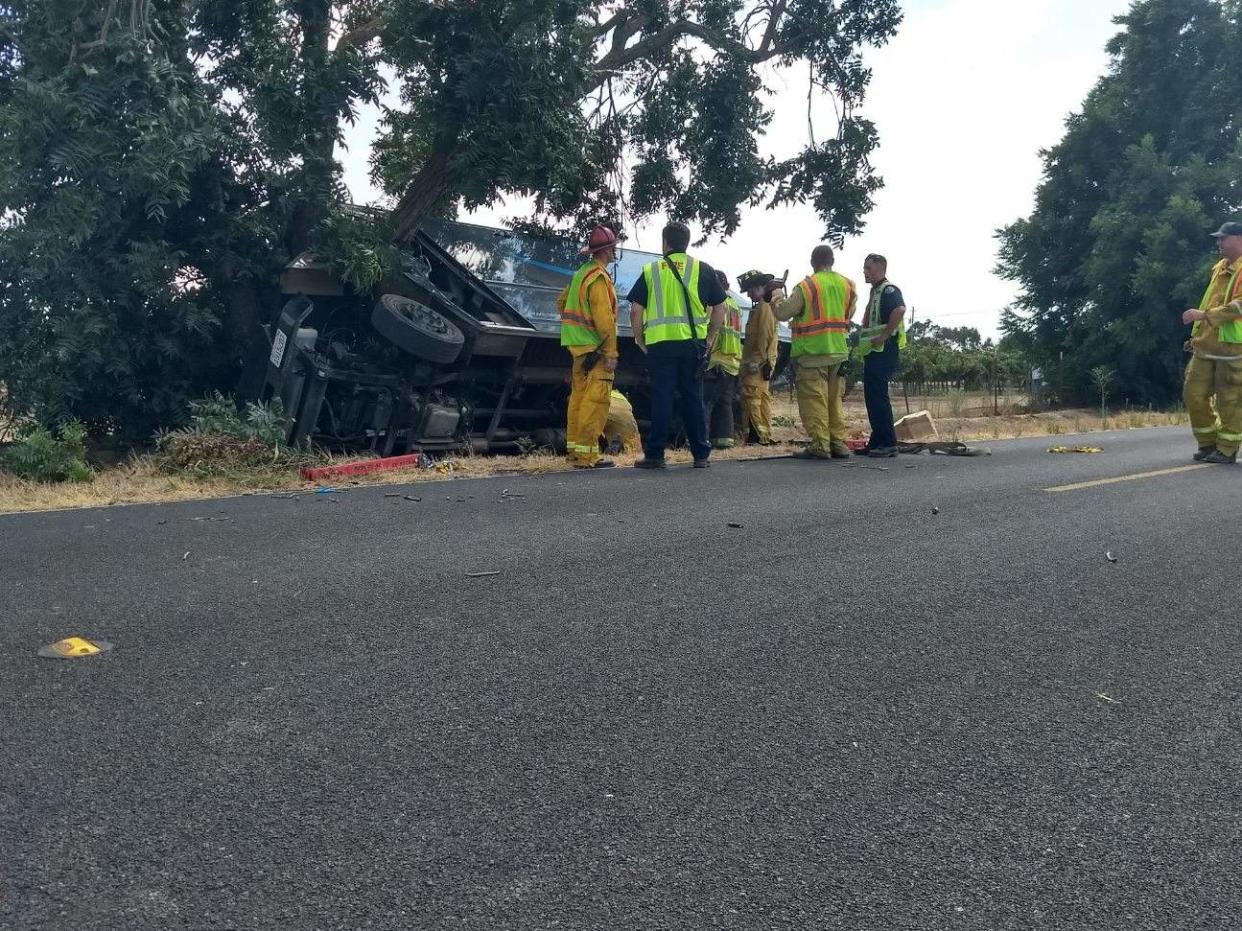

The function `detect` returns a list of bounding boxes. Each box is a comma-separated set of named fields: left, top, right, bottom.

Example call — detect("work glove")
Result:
left=761, top=361, right=774, bottom=381
left=582, top=350, right=602, bottom=373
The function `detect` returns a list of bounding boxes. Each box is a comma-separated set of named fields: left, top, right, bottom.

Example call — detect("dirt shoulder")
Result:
left=0, top=407, right=1189, bottom=515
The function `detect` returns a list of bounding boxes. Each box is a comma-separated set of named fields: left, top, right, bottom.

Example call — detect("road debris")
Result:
left=38, top=636, right=114, bottom=659
left=190, top=516, right=232, bottom=523
left=315, top=486, right=337, bottom=495
left=1094, top=692, right=1119, bottom=704
left=1049, top=446, right=1104, bottom=454
left=182, top=551, right=191, bottom=561
left=1106, top=551, right=1118, bottom=563
left=931, top=507, right=940, bottom=515
left=404, top=496, right=421, bottom=502
left=466, top=571, right=502, bottom=579
left=727, top=522, right=744, bottom=529
left=384, top=493, right=402, bottom=498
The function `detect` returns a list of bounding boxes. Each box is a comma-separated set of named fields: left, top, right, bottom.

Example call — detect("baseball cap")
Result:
left=1211, top=222, right=1242, bottom=238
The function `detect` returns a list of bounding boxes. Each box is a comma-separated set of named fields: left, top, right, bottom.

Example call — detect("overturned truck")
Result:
left=246, top=220, right=787, bottom=455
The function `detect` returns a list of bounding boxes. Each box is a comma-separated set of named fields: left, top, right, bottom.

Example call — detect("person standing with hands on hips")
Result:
left=627, top=221, right=727, bottom=470
left=857, top=254, right=907, bottom=458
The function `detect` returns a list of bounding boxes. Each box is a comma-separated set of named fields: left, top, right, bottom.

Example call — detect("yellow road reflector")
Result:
left=37, top=636, right=114, bottom=659
left=1045, top=464, right=1211, bottom=493
left=1049, top=446, right=1104, bottom=454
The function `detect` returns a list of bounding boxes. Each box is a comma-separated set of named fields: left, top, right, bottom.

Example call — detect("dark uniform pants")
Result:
left=863, top=347, right=900, bottom=449
left=646, top=340, right=711, bottom=462
left=704, top=368, right=738, bottom=448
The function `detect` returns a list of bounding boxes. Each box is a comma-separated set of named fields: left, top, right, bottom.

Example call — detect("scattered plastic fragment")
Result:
left=727, top=522, right=744, bottom=529
left=1049, top=446, right=1103, bottom=454
left=1106, top=551, right=1118, bottom=563
left=931, top=507, right=940, bottom=515
left=404, top=496, right=421, bottom=502
left=1094, top=692, right=1119, bottom=704
left=466, top=571, right=501, bottom=579
left=182, top=551, right=190, bottom=561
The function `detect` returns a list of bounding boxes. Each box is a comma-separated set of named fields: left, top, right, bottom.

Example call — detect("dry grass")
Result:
left=0, top=405, right=1192, bottom=516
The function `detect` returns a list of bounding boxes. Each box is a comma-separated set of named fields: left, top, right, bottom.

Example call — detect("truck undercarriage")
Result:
left=247, top=221, right=786, bottom=455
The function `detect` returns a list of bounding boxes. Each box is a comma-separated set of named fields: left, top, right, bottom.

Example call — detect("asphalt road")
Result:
left=2, top=426, right=1241, bottom=930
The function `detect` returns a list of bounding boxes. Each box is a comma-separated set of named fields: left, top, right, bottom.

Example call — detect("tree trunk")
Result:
left=391, top=147, right=457, bottom=243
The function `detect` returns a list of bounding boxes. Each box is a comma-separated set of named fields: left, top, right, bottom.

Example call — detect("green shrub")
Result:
left=1, top=421, right=94, bottom=483
left=155, top=393, right=315, bottom=475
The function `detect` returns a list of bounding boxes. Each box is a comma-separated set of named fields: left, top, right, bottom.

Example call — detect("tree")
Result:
left=998, top=0, right=1242, bottom=408
left=376, top=1, right=903, bottom=243
left=0, top=0, right=385, bottom=436
left=0, top=0, right=901, bottom=438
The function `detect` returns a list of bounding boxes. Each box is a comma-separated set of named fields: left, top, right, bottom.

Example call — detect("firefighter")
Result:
left=703, top=270, right=743, bottom=449
left=604, top=389, right=641, bottom=455
left=627, top=221, right=727, bottom=469
left=1181, top=221, right=1242, bottom=464
left=772, top=245, right=856, bottom=460
left=737, top=270, right=780, bottom=444
left=558, top=225, right=620, bottom=469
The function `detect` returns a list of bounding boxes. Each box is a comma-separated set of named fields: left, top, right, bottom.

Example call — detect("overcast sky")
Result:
left=340, top=0, right=1134, bottom=338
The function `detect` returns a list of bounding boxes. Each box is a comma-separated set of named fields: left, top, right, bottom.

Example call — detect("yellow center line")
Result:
left=1045, top=464, right=1212, bottom=494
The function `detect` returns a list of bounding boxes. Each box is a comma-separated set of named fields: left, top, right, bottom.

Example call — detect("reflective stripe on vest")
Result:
left=642, top=254, right=707, bottom=345
left=792, top=272, right=851, bottom=358
left=712, top=297, right=743, bottom=362
left=560, top=262, right=609, bottom=348
left=868, top=278, right=908, bottom=350
left=1196, top=263, right=1242, bottom=344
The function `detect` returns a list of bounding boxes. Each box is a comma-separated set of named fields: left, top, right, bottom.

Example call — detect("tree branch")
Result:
left=592, top=14, right=788, bottom=83
left=334, top=16, right=383, bottom=56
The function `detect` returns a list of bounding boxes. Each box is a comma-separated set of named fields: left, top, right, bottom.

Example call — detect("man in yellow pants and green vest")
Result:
left=558, top=225, right=620, bottom=469
left=1181, top=221, right=1242, bottom=464
left=737, top=270, right=780, bottom=444
left=704, top=270, right=743, bottom=449
left=773, top=245, right=857, bottom=459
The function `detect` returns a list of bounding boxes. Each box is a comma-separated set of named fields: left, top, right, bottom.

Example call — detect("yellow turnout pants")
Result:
left=1184, top=355, right=1242, bottom=456
left=566, top=357, right=614, bottom=465
left=739, top=372, right=772, bottom=443
left=795, top=363, right=847, bottom=455
left=604, top=390, right=641, bottom=453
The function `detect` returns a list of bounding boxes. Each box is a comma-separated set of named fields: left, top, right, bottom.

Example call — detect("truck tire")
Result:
left=372, top=294, right=464, bottom=365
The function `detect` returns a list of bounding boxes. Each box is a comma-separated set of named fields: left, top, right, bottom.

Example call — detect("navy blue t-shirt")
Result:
left=626, top=255, right=728, bottom=310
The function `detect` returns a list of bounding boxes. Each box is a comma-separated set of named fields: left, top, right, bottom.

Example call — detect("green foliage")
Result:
left=1, top=420, right=94, bottom=483
left=999, top=0, right=1242, bottom=407
left=0, top=0, right=385, bottom=439
left=0, top=0, right=903, bottom=443
left=172, top=392, right=294, bottom=445
left=380, top=1, right=903, bottom=243
left=899, top=323, right=1031, bottom=390
left=1090, top=365, right=1116, bottom=418
left=155, top=392, right=312, bottom=474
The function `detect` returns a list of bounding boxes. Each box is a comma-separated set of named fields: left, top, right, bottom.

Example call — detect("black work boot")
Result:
left=692, top=459, right=711, bottom=469
left=1193, top=446, right=1216, bottom=462
left=867, top=446, right=899, bottom=459
left=1203, top=450, right=1237, bottom=464
left=634, top=458, right=667, bottom=470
